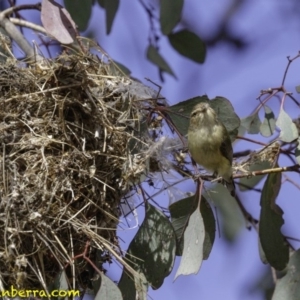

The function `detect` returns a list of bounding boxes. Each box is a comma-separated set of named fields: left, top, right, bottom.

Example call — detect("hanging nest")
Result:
left=0, top=50, right=166, bottom=290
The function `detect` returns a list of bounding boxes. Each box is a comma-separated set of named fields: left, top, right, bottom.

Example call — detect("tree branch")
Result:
left=9, top=17, right=46, bottom=34
left=234, top=165, right=300, bottom=179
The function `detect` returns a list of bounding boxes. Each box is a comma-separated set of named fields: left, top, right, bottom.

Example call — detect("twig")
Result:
left=283, top=174, right=300, bottom=190
left=234, top=165, right=300, bottom=179
left=9, top=17, right=47, bottom=34
left=281, top=52, right=300, bottom=86
left=1, top=3, right=41, bottom=16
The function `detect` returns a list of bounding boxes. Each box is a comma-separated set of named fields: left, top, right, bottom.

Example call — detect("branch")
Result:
left=281, top=52, right=300, bottom=86
left=2, top=3, right=41, bottom=16
left=234, top=165, right=300, bottom=179
left=9, top=17, right=47, bottom=34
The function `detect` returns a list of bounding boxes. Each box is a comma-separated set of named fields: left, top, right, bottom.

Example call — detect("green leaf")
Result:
left=160, top=0, right=183, bottom=35
left=166, top=97, right=216, bottom=136
left=168, top=30, right=206, bottom=63
left=118, top=203, right=176, bottom=294
left=258, top=239, right=268, bottom=265
left=276, top=109, right=298, bottom=142
left=200, top=198, right=216, bottom=259
left=239, top=160, right=272, bottom=191
left=260, top=105, right=276, bottom=137
left=210, top=96, right=240, bottom=141
left=169, top=195, right=215, bottom=259
left=167, top=96, right=240, bottom=139
left=208, top=184, right=244, bottom=242
left=241, top=112, right=261, bottom=134
left=95, top=273, right=122, bottom=300
left=174, top=207, right=205, bottom=280
left=48, top=270, right=69, bottom=300
left=272, top=249, right=300, bottom=300
left=248, top=269, right=274, bottom=300
left=146, top=45, right=176, bottom=77
left=97, top=0, right=119, bottom=34
left=118, top=271, right=148, bottom=300
left=97, top=0, right=105, bottom=7
left=58, top=270, right=69, bottom=290
left=167, top=96, right=208, bottom=136
left=296, top=85, right=300, bottom=93
left=259, top=172, right=289, bottom=270
left=118, top=272, right=137, bottom=300
left=64, top=0, right=92, bottom=31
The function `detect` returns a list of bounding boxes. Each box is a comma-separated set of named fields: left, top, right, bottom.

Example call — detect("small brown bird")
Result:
left=187, top=102, right=235, bottom=196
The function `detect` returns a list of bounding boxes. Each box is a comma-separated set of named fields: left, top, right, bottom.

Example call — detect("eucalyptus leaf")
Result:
left=258, top=238, right=268, bottom=265
left=118, top=271, right=137, bottom=300
left=95, top=273, right=122, bottom=300
left=174, top=207, right=205, bottom=280
left=106, top=0, right=119, bottom=34
left=160, top=0, right=183, bottom=35
left=58, top=270, right=69, bottom=291
left=210, top=96, right=240, bottom=141
left=241, top=112, right=261, bottom=134
left=97, top=0, right=119, bottom=34
left=168, top=30, right=206, bottom=63
left=41, top=0, right=76, bottom=44
left=259, top=171, right=289, bottom=270
left=118, top=202, right=176, bottom=295
left=208, top=184, right=244, bottom=242
left=48, top=270, right=69, bottom=300
left=239, top=160, right=271, bottom=191
left=276, top=109, right=298, bottom=142
left=146, top=45, right=175, bottom=77
left=169, top=195, right=215, bottom=259
left=64, top=0, right=92, bottom=31
left=272, top=249, right=300, bottom=300
left=167, top=96, right=208, bottom=136
left=260, top=105, right=276, bottom=137
left=97, top=0, right=104, bottom=7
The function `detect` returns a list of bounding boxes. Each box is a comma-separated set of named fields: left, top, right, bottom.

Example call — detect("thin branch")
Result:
left=1, top=3, right=41, bottom=16
left=283, top=174, right=300, bottom=190
left=281, top=52, right=300, bottom=86
left=234, top=165, right=300, bottom=179
left=9, top=17, right=47, bottom=34
left=237, top=135, right=267, bottom=146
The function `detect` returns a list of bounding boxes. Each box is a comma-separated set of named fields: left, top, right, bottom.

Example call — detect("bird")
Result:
left=187, top=102, right=235, bottom=196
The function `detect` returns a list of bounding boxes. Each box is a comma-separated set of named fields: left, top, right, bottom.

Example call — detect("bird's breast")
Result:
left=188, top=125, right=225, bottom=172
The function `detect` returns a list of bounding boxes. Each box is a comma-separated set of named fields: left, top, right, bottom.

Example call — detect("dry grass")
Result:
left=0, top=49, right=165, bottom=290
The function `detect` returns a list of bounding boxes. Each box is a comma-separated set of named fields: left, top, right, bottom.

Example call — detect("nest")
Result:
left=0, top=51, right=164, bottom=290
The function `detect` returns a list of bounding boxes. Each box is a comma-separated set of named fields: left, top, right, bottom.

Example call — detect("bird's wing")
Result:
left=219, top=124, right=233, bottom=164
